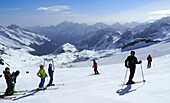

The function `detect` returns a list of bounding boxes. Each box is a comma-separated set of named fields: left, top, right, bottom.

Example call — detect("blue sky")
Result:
left=1, top=0, right=170, bottom=26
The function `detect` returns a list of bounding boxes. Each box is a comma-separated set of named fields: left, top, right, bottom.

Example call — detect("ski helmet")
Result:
left=39, top=65, right=44, bottom=69
left=49, top=63, right=52, bottom=67
left=5, top=67, right=10, bottom=72
left=130, top=51, right=135, bottom=55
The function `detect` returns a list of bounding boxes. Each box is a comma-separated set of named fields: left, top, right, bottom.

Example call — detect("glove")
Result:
left=39, top=74, right=42, bottom=78
left=139, top=60, right=142, bottom=64
left=125, top=65, right=129, bottom=68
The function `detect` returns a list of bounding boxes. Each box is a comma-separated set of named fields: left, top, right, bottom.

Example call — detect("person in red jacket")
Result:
left=92, top=60, right=99, bottom=74
left=147, top=55, right=152, bottom=68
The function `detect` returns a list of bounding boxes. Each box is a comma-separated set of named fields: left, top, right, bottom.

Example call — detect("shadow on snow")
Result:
left=116, top=84, right=144, bottom=96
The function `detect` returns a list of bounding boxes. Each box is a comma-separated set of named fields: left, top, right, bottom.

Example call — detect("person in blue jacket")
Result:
left=12, top=70, right=20, bottom=93
left=47, top=63, right=54, bottom=86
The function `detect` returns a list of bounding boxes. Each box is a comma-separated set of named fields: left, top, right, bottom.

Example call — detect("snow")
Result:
left=0, top=41, right=170, bottom=103
left=0, top=25, right=48, bottom=50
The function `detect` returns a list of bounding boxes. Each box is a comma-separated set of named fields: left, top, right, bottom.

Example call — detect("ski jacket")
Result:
left=93, top=62, right=98, bottom=68
left=147, top=57, right=152, bottom=62
left=12, top=71, right=20, bottom=83
left=3, top=71, right=12, bottom=80
left=37, top=68, right=47, bottom=78
left=125, top=55, right=141, bottom=68
left=48, top=66, right=54, bottom=76
left=3, top=71, right=12, bottom=86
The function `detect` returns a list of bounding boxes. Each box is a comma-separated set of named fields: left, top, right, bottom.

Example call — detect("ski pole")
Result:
left=140, top=63, right=146, bottom=83
left=5, top=62, right=10, bottom=66
left=98, top=68, right=103, bottom=73
left=122, top=68, right=128, bottom=89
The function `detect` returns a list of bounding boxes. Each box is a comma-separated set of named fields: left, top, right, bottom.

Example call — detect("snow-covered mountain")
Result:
left=0, top=24, right=57, bottom=55
left=77, top=28, right=121, bottom=50
left=26, top=21, right=100, bottom=48
left=26, top=17, right=170, bottom=52
left=53, top=43, right=78, bottom=55
left=1, top=17, right=170, bottom=103
left=115, top=16, right=170, bottom=51
left=26, top=21, right=128, bottom=50
left=0, top=24, right=45, bottom=48
left=123, top=22, right=140, bottom=28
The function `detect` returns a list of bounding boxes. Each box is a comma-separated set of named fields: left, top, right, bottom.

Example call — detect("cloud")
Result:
left=146, top=9, right=170, bottom=22
left=37, top=5, right=71, bottom=12
left=150, top=9, right=170, bottom=15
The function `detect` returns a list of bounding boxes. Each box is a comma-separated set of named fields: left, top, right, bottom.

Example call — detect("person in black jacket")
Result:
left=3, top=67, right=13, bottom=96
left=125, top=51, right=142, bottom=84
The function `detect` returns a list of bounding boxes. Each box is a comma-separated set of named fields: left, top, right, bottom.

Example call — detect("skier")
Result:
left=47, top=63, right=54, bottom=86
left=125, top=51, right=142, bottom=84
left=147, top=55, right=152, bottom=68
left=11, top=70, right=20, bottom=93
left=92, top=60, right=99, bottom=74
left=37, top=65, right=47, bottom=89
left=3, top=67, right=13, bottom=96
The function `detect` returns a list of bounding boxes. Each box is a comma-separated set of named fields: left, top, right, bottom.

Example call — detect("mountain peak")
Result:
left=7, top=24, right=21, bottom=30
left=53, top=43, right=78, bottom=54
left=93, top=22, right=109, bottom=29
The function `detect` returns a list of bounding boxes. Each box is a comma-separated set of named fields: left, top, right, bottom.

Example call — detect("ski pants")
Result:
left=49, top=74, right=53, bottom=84
left=147, top=62, right=151, bottom=68
left=5, top=79, right=13, bottom=95
left=94, top=67, right=99, bottom=74
left=128, top=67, right=136, bottom=82
left=39, top=78, right=45, bottom=88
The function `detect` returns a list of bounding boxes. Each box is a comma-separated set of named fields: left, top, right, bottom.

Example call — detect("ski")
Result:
left=119, top=80, right=146, bottom=86
left=12, top=87, right=58, bottom=101
left=88, top=73, right=100, bottom=76
left=0, top=95, right=16, bottom=100
left=0, top=90, right=28, bottom=94
left=14, top=90, right=28, bottom=93
left=44, top=84, right=55, bottom=87
left=44, top=83, right=64, bottom=87
left=0, top=93, right=26, bottom=100
left=28, top=86, right=58, bottom=93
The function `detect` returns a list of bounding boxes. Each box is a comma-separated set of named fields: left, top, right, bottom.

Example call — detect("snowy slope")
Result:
left=0, top=41, right=170, bottom=103
left=0, top=24, right=57, bottom=55
left=0, top=24, right=48, bottom=49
